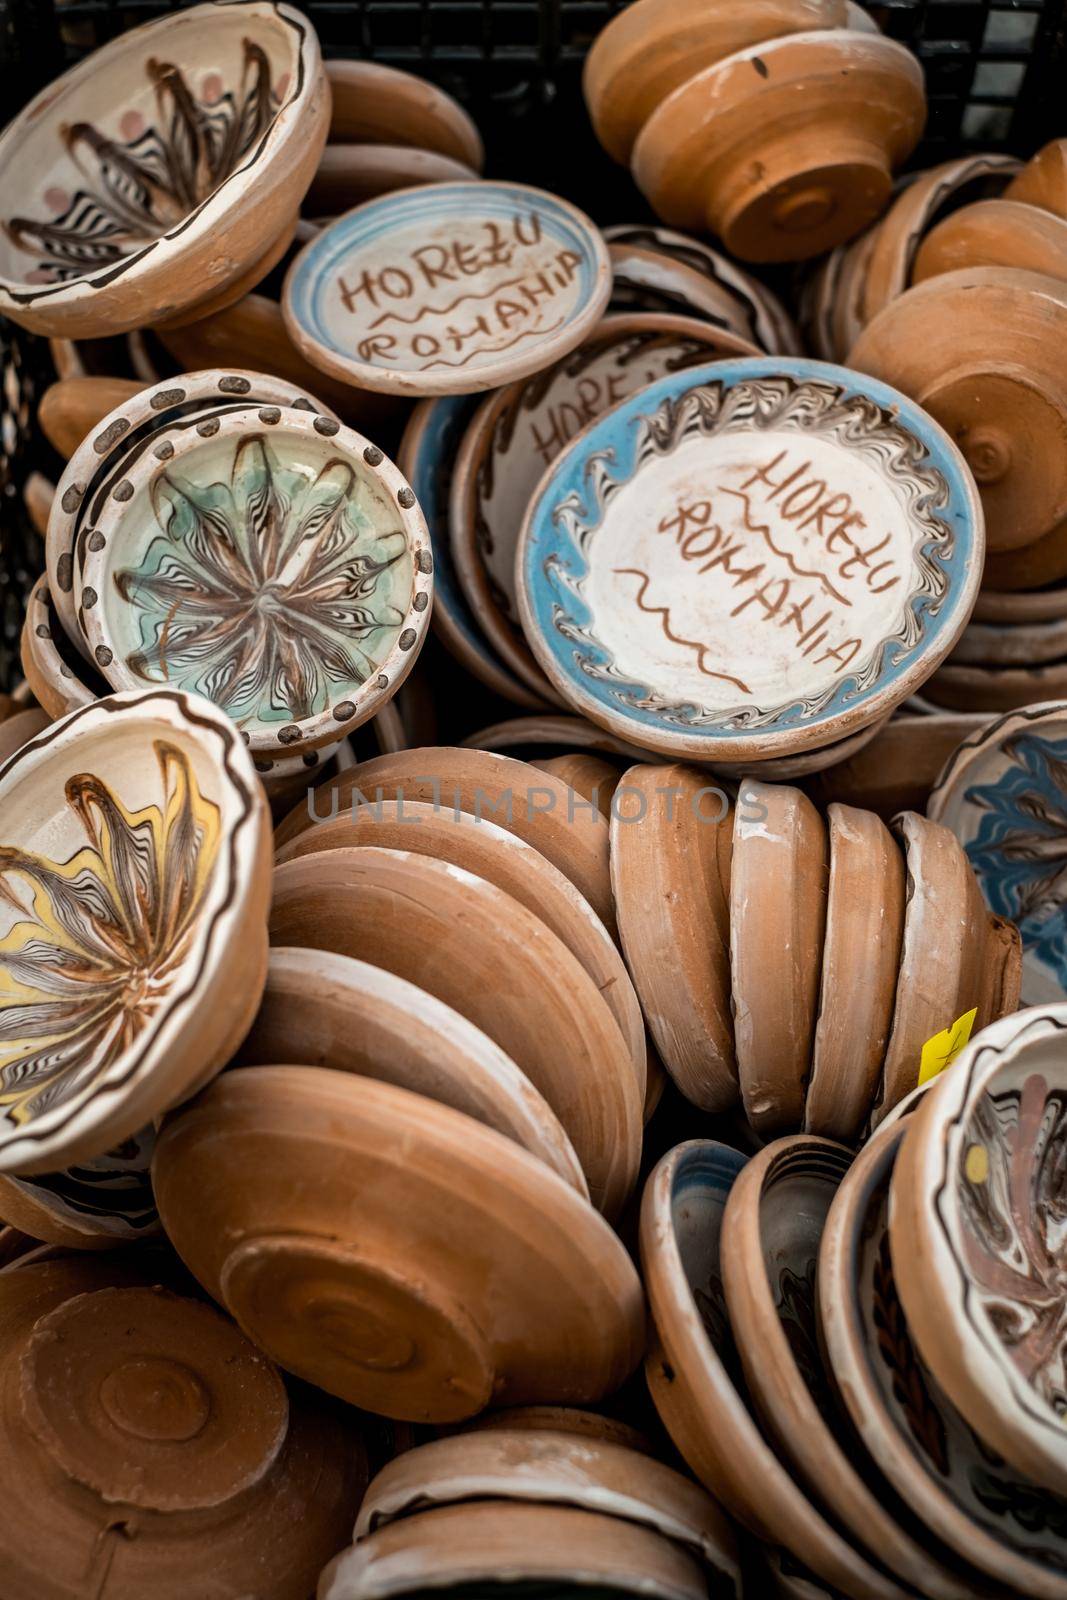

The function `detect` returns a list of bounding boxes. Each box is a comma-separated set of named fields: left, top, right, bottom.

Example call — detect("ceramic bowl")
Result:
left=891, top=1004, right=1067, bottom=1496
left=268, top=846, right=640, bottom=1217
left=461, top=714, right=649, bottom=762
left=353, top=1428, right=741, bottom=1588
left=924, top=658, right=1067, bottom=715
left=20, top=574, right=108, bottom=720
left=913, top=198, right=1067, bottom=285
left=731, top=782, right=828, bottom=1137
left=871, top=811, right=988, bottom=1129
left=707, top=711, right=889, bottom=782
left=0, top=1126, right=157, bottom=1249
left=1007, top=137, right=1067, bottom=214
left=0, top=1257, right=365, bottom=1600
left=982, top=516, right=1067, bottom=592
left=804, top=803, right=905, bottom=1142
left=274, top=800, right=645, bottom=1097
left=77, top=406, right=432, bottom=754
left=0, top=709, right=51, bottom=769
left=607, top=245, right=769, bottom=343
left=0, top=689, right=270, bottom=1175
left=639, top=1140, right=913, bottom=1598
left=0, top=2, right=328, bottom=338
left=325, top=58, right=484, bottom=170
left=631, top=32, right=925, bottom=263
left=305, top=144, right=480, bottom=215
left=283, top=182, right=613, bottom=397
left=602, top=223, right=801, bottom=354
left=610, top=763, right=736, bottom=1113
left=154, top=1066, right=645, bottom=1420
left=321, top=1501, right=709, bottom=1600
left=819, top=1119, right=1067, bottom=1598
left=455, top=1404, right=654, bottom=1454
left=810, top=713, right=982, bottom=824
left=981, top=912, right=1023, bottom=1026
left=973, top=584, right=1067, bottom=625
left=516, top=356, right=984, bottom=764
left=236, top=946, right=587, bottom=1193
left=398, top=396, right=548, bottom=709
left=275, top=745, right=614, bottom=930
left=722, top=1135, right=976, bottom=1599
left=952, top=614, right=1067, bottom=667
left=850, top=267, right=1067, bottom=553
left=534, top=752, right=622, bottom=817
left=583, top=0, right=847, bottom=165
left=38, top=377, right=144, bottom=460
left=927, top=702, right=1067, bottom=1002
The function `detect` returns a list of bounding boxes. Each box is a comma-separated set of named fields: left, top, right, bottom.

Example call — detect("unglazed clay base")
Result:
left=283, top=181, right=612, bottom=396
left=516, top=357, right=983, bottom=763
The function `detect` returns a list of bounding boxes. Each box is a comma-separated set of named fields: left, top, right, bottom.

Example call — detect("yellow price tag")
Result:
left=918, top=1007, right=978, bottom=1087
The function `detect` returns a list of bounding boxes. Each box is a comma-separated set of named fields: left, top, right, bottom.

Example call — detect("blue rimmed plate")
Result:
left=516, top=356, right=984, bottom=762
left=283, top=180, right=612, bottom=397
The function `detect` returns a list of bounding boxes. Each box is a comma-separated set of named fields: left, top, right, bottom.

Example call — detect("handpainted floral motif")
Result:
left=957, top=1073, right=1067, bottom=1418
left=0, top=742, right=219, bottom=1124
left=8, top=42, right=284, bottom=284
left=965, top=731, right=1067, bottom=984
left=116, top=435, right=409, bottom=729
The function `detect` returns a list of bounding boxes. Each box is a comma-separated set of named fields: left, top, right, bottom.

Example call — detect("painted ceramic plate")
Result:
left=928, top=703, right=1067, bottom=1002
left=516, top=357, right=984, bottom=761
left=283, top=181, right=612, bottom=396
left=891, top=1004, right=1067, bottom=1498
left=0, top=689, right=270, bottom=1175
left=78, top=406, right=432, bottom=754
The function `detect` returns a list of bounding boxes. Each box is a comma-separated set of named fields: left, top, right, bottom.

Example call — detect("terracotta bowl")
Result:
left=982, top=516, right=1067, bottom=592
left=0, top=1, right=328, bottom=337
left=973, top=584, right=1067, bottom=624
left=818, top=1120, right=1067, bottom=1598
left=952, top=613, right=1067, bottom=667
left=236, top=946, right=587, bottom=1194
left=631, top=32, right=925, bottom=263
left=913, top=198, right=1067, bottom=285
left=153, top=1067, right=645, bottom=1421
left=0, top=1257, right=366, bottom=1600
left=305, top=143, right=480, bottom=213
left=461, top=714, right=648, bottom=762
left=607, top=244, right=769, bottom=342
left=20, top=574, right=108, bottom=720
left=77, top=406, right=432, bottom=755
left=924, top=658, right=1067, bottom=715
left=0, top=1125, right=157, bottom=1249
left=38, top=376, right=145, bottom=460
left=1006, top=138, right=1067, bottom=217
left=324, top=58, right=484, bottom=170
left=534, top=752, right=622, bottom=817
left=809, top=710, right=983, bottom=826
left=0, top=689, right=270, bottom=1175
left=891, top=1004, right=1067, bottom=1498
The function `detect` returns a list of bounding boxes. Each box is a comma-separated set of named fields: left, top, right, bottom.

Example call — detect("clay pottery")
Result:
left=276, top=746, right=615, bottom=932
left=979, top=913, right=1023, bottom=1027
left=269, top=848, right=639, bottom=1215
left=891, top=1004, right=1067, bottom=1495
left=283, top=182, right=613, bottom=397
left=24, top=473, right=53, bottom=539
left=640, top=1141, right=913, bottom=1598
left=708, top=713, right=889, bottom=782
left=149, top=209, right=301, bottom=333
left=923, top=658, right=1067, bottom=714
left=306, top=144, right=480, bottom=215
left=927, top=702, right=1067, bottom=1003
left=235, top=946, right=586, bottom=1193
left=603, top=223, right=802, bottom=353
left=0, top=708, right=51, bottom=767
left=610, top=764, right=736, bottom=1112
left=154, top=1066, right=645, bottom=1419
left=721, top=1135, right=976, bottom=1598
left=461, top=714, right=648, bottom=762
left=459, top=1404, right=654, bottom=1455
left=811, top=711, right=989, bottom=820
left=631, top=33, right=925, bottom=263
left=1006, top=138, right=1067, bottom=218
left=973, top=584, right=1067, bottom=624
left=0, top=1126, right=157, bottom=1249
left=324, top=58, right=484, bottom=170
left=871, top=812, right=987, bottom=1129
left=952, top=613, right=1067, bottom=666
left=804, top=804, right=905, bottom=1142
left=982, top=516, right=1067, bottom=591
left=273, top=800, right=646, bottom=1096
left=353, top=1428, right=740, bottom=1586
left=0, top=1227, right=38, bottom=1269
left=731, top=782, right=828, bottom=1136
left=0, top=1257, right=366, bottom=1600
left=608, top=245, right=769, bottom=341
left=0, top=689, right=270, bottom=1175
left=155, top=293, right=400, bottom=434
left=818, top=1120, right=1067, bottom=1599
left=913, top=198, right=1067, bottom=286
left=450, top=313, right=758, bottom=706
left=0, top=2, right=329, bottom=338
left=20, top=574, right=109, bottom=720
left=849, top=268, right=1067, bottom=552
left=860, top=153, right=1020, bottom=326
left=516, top=356, right=984, bottom=764
left=38, top=377, right=144, bottom=458
left=320, top=1501, right=708, bottom=1600
left=398, top=396, right=548, bottom=710
left=533, top=753, right=620, bottom=817
left=77, top=406, right=432, bottom=754
left=583, top=0, right=847, bottom=165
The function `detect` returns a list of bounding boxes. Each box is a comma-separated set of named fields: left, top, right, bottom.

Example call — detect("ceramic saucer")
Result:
left=534, top=752, right=621, bottom=817
left=516, top=356, right=984, bottom=764
left=283, top=181, right=612, bottom=396
left=0, top=690, right=270, bottom=1175
left=154, top=1067, right=645, bottom=1420
left=928, top=703, right=1067, bottom=1003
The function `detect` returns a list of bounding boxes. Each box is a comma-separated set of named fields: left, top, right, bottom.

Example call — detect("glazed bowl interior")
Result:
left=0, top=4, right=302, bottom=289
left=671, top=1142, right=747, bottom=1330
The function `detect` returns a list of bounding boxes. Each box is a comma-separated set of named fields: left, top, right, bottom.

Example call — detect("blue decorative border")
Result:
left=518, top=356, right=982, bottom=747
